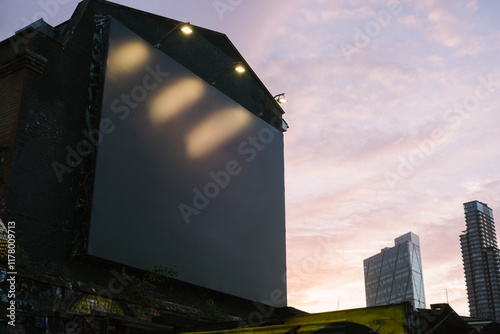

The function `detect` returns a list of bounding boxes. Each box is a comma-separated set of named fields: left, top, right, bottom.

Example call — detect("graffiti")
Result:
left=128, top=304, right=160, bottom=322
left=69, top=294, right=124, bottom=316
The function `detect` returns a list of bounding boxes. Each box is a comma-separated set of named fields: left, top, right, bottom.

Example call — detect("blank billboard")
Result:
left=87, top=19, right=286, bottom=306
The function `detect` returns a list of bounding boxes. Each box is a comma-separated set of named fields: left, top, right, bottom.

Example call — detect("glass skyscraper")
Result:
left=364, top=232, right=426, bottom=309
left=460, top=200, right=500, bottom=320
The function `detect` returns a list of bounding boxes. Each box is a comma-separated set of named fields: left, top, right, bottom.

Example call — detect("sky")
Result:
left=2, top=0, right=500, bottom=317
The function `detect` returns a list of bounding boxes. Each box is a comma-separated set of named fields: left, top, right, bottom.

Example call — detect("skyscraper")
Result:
left=460, top=200, right=500, bottom=320
left=364, top=232, right=426, bottom=309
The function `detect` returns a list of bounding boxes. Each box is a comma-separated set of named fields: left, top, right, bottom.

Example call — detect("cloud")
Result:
left=427, top=55, right=446, bottom=67
left=398, top=14, right=422, bottom=28
left=464, top=0, right=478, bottom=12
left=321, top=8, right=354, bottom=21
left=456, top=34, right=492, bottom=56
left=427, top=7, right=457, bottom=23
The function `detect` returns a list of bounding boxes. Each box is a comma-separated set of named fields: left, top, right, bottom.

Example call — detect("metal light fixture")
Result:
left=274, top=93, right=288, bottom=104
left=211, top=63, right=245, bottom=85
left=154, top=22, right=192, bottom=48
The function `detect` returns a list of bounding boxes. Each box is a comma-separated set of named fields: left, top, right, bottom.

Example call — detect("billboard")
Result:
left=87, top=19, right=286, bottom=306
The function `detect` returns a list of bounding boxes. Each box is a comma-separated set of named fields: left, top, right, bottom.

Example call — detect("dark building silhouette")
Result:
left=0, top=0, right=289, bottom=331
left=460, top=201, right=500, bottom=320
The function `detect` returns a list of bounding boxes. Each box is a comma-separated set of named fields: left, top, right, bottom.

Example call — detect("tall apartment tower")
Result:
left=460, top=201, right=500, bottom=320
left=364, top=232, right=426, bottom=309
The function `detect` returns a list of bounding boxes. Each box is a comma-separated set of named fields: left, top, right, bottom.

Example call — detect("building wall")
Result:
left=1, top=20, right=92, bottom=268
left=0, top=46, right=26, bottom=220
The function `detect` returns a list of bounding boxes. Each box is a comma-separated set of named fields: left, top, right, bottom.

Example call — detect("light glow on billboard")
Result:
left=148, top=77, right=206, bottom=125
left=185, top=107, right=252, bottom=159
left=106, top=40, right=151, bottom=78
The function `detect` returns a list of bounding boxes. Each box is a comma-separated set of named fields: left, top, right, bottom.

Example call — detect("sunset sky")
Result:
left=2, top=0, right=500, bottom=317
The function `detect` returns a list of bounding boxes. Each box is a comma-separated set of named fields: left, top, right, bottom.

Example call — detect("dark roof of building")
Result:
left=417, top=304, right=479, bottom=334
left=5, top=0, right=287, bottom=130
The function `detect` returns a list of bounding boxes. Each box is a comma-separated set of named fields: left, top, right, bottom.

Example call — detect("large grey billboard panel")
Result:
left=88, top=19, right=286, bottom=306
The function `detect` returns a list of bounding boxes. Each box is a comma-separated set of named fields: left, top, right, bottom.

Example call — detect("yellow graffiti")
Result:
left=69, top=294, right=124, bottom=315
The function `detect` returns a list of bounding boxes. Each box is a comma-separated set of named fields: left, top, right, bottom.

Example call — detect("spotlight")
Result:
left=211, top=63, right=246, bottom=85
left=274, top=93, right=288, bottom=104
left=180, top=24, right=193, bottom=34
left=155, top=22, right=192, bottom=48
